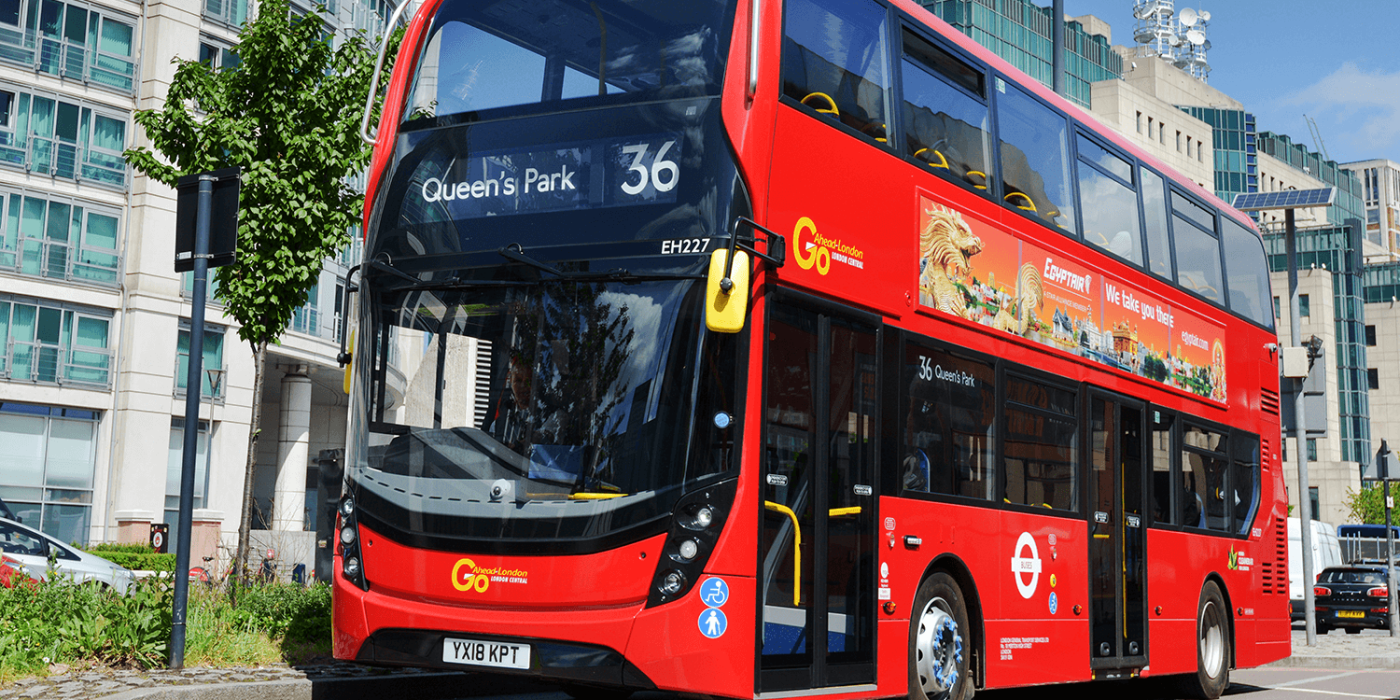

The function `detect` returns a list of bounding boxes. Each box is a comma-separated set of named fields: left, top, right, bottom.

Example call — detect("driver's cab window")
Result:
left=782, top=0, right=892, bottom=145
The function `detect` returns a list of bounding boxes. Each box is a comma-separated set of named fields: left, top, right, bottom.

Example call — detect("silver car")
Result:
left=0, top=517, right=136, bottom=594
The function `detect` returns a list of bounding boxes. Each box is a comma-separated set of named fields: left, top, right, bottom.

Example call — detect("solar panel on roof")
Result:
left=1232, top=188, right=1336, bottom=212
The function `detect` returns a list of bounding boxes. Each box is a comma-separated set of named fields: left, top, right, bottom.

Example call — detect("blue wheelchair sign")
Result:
left=700, top=577, right=730, bottom=608
left=699, top=607, right=728, bottom=639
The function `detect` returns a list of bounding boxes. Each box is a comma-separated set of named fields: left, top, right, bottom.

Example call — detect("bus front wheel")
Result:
left=909, top=573, right=974, bottom=700
left=1179, top=580, right=1230, bottom=699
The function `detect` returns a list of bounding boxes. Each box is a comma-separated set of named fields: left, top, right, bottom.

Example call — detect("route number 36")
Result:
left=621, top=140, right=679, bottom=195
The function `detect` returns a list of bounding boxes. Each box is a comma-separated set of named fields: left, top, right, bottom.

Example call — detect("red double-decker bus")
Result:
left=334, top=0, right=1289, bottom=698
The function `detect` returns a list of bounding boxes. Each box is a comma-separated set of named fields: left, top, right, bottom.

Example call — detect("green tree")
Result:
left=1344, top=483, right=1387, bottom=524
left=124, top=0, right=396, bottom=579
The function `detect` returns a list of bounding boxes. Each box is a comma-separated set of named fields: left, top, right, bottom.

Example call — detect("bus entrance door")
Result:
left=758, top=298, right=878, bottom=693
left=1088, top=393, right=1149, bottom=673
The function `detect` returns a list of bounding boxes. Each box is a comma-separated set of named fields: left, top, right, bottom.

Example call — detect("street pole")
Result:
left=1386, top=477, right=1397, bottom=636
left=170, top=174, right=214, bottom=668
left=1286, top=209, right=1318, bottom=646
left=1051, top=0, right=1064, bottom=96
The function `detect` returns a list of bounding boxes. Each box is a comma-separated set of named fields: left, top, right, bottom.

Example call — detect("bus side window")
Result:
left=1077, top=135, right=1142, bottom=266
left=782, top=0, right=892, bottom=145
left=996, top=81, right=1076, bottom=235
left=1231, top=433, right=1260, bottom=535
left=1140, top=168, right=1174, bottom=281
left=1002, top=374, right=1078, bottom=512
left=1222, top=217, right=1274, bottom=330
left=899, top=30, right=992, bottom=194
left=1182, top=423, right=1229, bottom=533
left=1150, top=410, right=1174, bottom=525
left=902, top=341, right=995, bottom=501
left=1171, top=192, right=1223, bottom=305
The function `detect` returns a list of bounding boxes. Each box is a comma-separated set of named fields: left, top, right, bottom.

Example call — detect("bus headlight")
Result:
left=344, top=556, right=361, bottom=578
left=647, top=478, right=736, bottom=608
left=338, top=495, right=369, bottom=591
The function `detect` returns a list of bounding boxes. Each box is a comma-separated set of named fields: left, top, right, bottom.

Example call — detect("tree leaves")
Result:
left=124, top=0, right=397, bottom=349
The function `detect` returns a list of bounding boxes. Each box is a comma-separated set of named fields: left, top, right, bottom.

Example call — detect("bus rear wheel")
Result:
left=1178, top=580, right=1230, bottom=699
left=909, top=573, right=974, bottom=700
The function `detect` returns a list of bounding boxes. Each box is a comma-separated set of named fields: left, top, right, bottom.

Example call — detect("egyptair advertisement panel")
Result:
left=915, top=191, right=1226, bottom=403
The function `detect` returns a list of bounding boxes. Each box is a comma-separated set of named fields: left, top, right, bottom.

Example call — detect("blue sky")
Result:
left=1062, top=0, right=1400, bottom=165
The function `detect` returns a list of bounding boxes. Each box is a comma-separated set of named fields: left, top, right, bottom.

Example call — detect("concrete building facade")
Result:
left=0, top=0, right=389, bottom=577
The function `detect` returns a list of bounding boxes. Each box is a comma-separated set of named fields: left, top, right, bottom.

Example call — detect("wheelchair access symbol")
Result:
left=700, top=577, right=730, bottom=608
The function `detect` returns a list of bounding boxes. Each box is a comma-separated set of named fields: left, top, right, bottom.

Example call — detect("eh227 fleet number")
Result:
left=661, top=238, right=712, bottom=255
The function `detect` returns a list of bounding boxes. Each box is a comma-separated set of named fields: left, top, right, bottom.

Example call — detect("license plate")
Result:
left=442, top=637, right=531, bottom=670
left=1336, top=610, right=1365, bottom=619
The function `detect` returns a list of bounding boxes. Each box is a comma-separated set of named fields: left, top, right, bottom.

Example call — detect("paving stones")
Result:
left=0, top=659, right=435, bottom=699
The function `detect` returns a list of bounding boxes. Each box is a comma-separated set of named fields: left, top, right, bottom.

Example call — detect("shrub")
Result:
left=233, top=583, right=332, bottom=646
left=83, top=544, right=176, bottom=572
left=0, top=575, right=173, bottom=675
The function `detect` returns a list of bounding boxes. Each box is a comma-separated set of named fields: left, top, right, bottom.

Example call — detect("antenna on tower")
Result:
left=1305, top=115, right=1331, bottom=162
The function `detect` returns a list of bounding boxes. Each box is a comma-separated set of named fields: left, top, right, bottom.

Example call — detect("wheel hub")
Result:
left=915, top=597, right=964, bottom=698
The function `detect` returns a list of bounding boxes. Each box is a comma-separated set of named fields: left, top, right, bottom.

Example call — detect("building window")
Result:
left=1187, top=135, right=1192, bottom=158
left=0, top=297, right=112, bottom=387
left=1148, top=116, right=1153, bottom=140
left=0, top=189, right=121, bottom=286
left=199, top=38, right=240, bottom=69
left=0, top=1, right=136, bottom=93
left=1368, top=368, right=1379, bottom=390
left=1176, top=130, right=1182, bottom=152
left=1306, top=437, right=1317, bottom=462
left=176, top=324, right=226, bottom=400
left=1160, top=122, right=1166, bottom=145
left=0, top=401, right=99, bottom=545
left=165, top=418, right=211, bottom=554
left=1365, top=324, right=1376, bottom=346
left=1136, top=111, right=1142, bottom=134
left=1299, top=293, right=1310, bottom=318
left=1308, top=486, right=1319, bottom=521
left=204, top=0, right=249, bottom=27
left=1273, top=296, right=1280, bottom=319
left=0, top=85, right=129, bottom=189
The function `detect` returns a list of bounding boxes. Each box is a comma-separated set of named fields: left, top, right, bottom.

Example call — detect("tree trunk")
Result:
left=234, top=340, right=267, bottom=602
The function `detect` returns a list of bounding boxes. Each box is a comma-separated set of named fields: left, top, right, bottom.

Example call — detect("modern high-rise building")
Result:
left=1341, top=158, right=1400, bottom=256
left=0, top=0, right=392, bottom=574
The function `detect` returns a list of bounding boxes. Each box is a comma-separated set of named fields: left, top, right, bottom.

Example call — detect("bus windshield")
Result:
left=402, top=0, right=735, bottom=126
left=347, top=265, right=735, bottom=553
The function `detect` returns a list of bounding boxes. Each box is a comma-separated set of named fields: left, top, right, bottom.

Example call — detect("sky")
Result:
left=1061, top=0, right=1400, bottom=166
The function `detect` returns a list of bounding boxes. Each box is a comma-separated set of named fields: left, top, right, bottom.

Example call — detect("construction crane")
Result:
left=1305, top=114, right=1331, bottom=161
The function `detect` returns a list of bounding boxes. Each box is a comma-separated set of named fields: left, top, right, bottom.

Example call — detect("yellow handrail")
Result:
left=914, top=148, right=950, bottom=170
left=800, top=92, right=839, bottom=116
left=828, top=506, right=862, bottom=517
left=569, top=492, right=625, bottom=500
left=764, top=501, right=802, bottom=606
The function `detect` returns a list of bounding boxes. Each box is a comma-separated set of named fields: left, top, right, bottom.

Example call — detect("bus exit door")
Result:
left=758, top=295, right=878, bottom=693
left=1088, top=393, right=1149, bottom=672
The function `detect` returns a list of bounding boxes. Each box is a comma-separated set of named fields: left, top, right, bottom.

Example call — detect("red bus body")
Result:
left=336, top=0, right=1289, bottom=696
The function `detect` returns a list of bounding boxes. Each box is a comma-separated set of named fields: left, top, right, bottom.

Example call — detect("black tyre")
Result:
left=909, top=572, right=975, bottom=700
left=1178, top=581, right=1230, bottom=699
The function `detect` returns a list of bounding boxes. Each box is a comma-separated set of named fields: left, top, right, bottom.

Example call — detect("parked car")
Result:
left=0, top=517, right=136, bottom=594
left=0, top=496, right=17, bottom=523
left=1313, top=564, right=1396, bottom=633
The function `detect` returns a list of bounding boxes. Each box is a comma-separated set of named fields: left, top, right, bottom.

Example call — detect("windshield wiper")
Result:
left=499, top=243, right=703, bottom=283
left=365, top=258, right=531, bottom=290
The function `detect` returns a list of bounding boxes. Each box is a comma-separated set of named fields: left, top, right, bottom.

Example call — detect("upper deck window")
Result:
left=900, top=29, right=991, bottom=193
left=1170, top=191, right=1223, bottom=304
left=782, top=0, right=892, bottom=145
left=996, top=80, right=1075, bottom=235
left=402, top=0, right=733, bottom=126
left=1221, top=216, right=1274, bottom=330
left=1077, top=134, right=1141, bottom=266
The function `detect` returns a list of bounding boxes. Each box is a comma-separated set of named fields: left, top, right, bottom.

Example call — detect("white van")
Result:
left=1288, top=517, right=1343, bottom=620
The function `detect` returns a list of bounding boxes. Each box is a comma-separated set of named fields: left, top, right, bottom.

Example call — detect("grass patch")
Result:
left=0, top=576, right=332, bottom=681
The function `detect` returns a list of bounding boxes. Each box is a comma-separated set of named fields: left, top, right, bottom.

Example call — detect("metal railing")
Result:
left=1, top=339, right=112, bottom=388
left=0, top=237, right=120, bottom=287
left=0, top=133, right=128, bottom=190
left=0, top=26, right=136, bottom=94
left=289, top=307, right=345, bottom=344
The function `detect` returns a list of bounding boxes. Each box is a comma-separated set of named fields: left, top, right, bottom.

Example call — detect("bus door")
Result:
left=758, top=295, right=878, bottom=692
left=1087, top=392, right=1149, bottom=672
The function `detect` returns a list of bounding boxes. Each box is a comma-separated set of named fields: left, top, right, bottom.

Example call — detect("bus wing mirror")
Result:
left=706, top=248, right=749, bottom=333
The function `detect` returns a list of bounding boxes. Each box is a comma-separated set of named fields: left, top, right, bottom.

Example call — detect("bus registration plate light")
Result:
left=442, top=637, right=531, bottom=670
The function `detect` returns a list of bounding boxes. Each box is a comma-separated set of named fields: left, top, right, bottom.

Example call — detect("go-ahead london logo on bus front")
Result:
left=451, top=558, right=529, bottom=594
left=792, top=217, right=866, bottom=276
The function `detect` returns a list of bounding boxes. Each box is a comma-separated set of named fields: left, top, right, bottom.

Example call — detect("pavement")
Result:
left=0, top=659, right=554, bottom=700
left=1270, top=626, right=1400, bottom=669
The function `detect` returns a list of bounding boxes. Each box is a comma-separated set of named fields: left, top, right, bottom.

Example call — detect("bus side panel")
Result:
left=333, top=556, right=372, bottom=660
left=720, top=0, right=781, bottom=222
left=982, top=511, right=1088, bottom=688
left=626, top=575, right=756, bottom=697
left=1145, top=619, right=1194, bottom=676
left=1144, top=528, right=1223, bottom=676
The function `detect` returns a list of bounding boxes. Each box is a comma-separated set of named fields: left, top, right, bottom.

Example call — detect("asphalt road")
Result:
left=433, top=667, right=1400, bottom=700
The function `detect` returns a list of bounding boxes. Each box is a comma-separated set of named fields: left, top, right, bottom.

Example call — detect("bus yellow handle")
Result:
left=828, top=506, right=862, bottom=517
left=764, top=501, right=802, bottom=607
left=914, top=148, right=950, bottom=170
left=800, top=92, right=839, bottom=116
